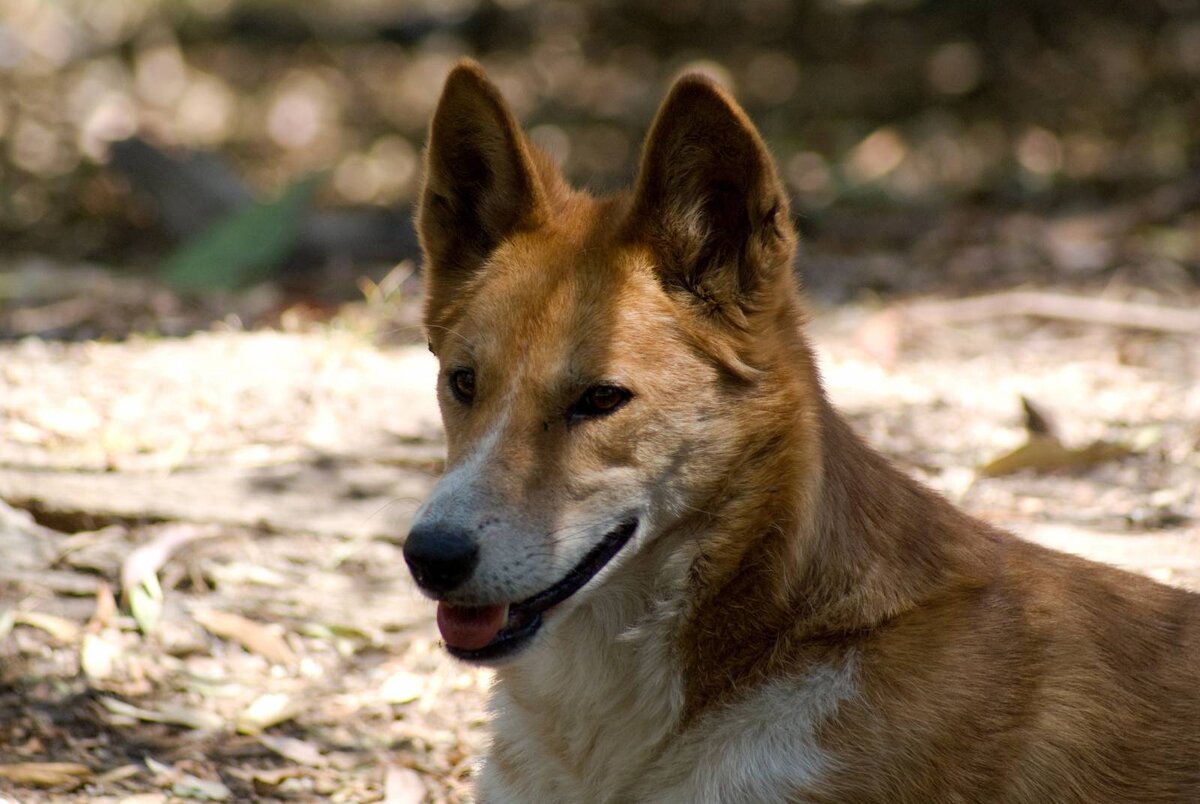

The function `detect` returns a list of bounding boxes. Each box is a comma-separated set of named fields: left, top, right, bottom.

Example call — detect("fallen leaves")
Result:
left=0, top=762, right=92, bottom=788
left=0, top=290, right=1187, bottom=804
left=0, top=518, right=467, bottom=801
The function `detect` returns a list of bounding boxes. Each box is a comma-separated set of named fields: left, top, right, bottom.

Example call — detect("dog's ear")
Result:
left=628, top=74, right=795, bottom=323
left=418, top=60, right=547, bottom=306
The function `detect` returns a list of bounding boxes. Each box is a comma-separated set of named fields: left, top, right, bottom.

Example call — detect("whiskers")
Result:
left=514, top=514, right=638, bottom=561
left=362, top=495, right=425, bottom=529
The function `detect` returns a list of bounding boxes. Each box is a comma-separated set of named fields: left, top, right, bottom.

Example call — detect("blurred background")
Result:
left=2, top=0, right=1199, bottom=336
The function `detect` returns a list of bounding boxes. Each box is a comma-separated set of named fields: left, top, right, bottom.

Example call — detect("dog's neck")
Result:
left=677, top=327, right=995, bottom=721
left=802, top=401, right=994, bottom=628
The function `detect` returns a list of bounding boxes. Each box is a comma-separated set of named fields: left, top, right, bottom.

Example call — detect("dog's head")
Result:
left=405, top=60, right=814, bottom=663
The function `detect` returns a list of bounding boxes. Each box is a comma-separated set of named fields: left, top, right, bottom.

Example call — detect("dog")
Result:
left=402, top=59, right=1200, bottom=802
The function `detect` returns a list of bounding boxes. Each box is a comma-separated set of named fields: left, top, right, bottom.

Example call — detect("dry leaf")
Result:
left=173, top=773, right=232, bottom=801
left=12, top=611, right=82, bottom=643
left=193, top=608, right=296, bottom=667
left=300, top=621, right=380, bottom=643
left=244, top=766, right=310, bottom=786
left=258, top=734, right=326, bottom=767
left=208, top=562, right=289, bottom=588
left=0, top=761, right=92, bottom=787
left=236, top=692, right=299, bottom=734
left=81, top=631, right=120, bottom=680
left=100, top=696, right=224, bottom=731
left=95, top=763, right=141, bottom=784
left=380, top=670, right=424, bottom=705
left=88, top=580, right=117, bottom=631
left=144, top=755, right=176, bottom=778
left=384, top=765, right=426, bottom=804
left=978, top=434, right=1134, bottom=478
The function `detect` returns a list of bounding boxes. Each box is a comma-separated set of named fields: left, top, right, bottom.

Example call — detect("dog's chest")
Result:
left=479, top=616, right=858, bottom=803
left=482, top=618, right=684, bottom=802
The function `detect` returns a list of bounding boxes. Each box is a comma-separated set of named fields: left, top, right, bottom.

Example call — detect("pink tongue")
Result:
left=437, top=603, right=509, bottom=650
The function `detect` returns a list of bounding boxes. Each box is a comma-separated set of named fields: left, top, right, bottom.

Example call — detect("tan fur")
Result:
left=414, top=59, right=1200, bottom=803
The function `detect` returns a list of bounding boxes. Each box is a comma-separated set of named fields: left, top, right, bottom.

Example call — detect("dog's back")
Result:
left=829, top=542, right=1200, bottom=803
left=407, top=60, right=1200, bottom=803
left=807, top=422, right=1200, bottom=802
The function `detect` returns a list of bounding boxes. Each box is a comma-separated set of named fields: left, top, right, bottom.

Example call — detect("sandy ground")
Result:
left=1, top=286, right=1198, bottom=802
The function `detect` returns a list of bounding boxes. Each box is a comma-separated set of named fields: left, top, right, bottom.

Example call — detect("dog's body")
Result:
left=404, top=60, right=1200, bottom=803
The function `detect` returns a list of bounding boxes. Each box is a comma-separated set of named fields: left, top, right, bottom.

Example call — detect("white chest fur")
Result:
left=479, top=591, right=685, bottom=803
left=477, top=596, right=858, bottom=803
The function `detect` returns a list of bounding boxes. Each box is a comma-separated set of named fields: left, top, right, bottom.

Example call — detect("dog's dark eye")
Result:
left=449, top=368, right=476, bottom=404
left=571, top=384, right=631, bottom=420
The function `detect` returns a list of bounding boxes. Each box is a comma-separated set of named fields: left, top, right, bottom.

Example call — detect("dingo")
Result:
left=403, top=60, right=1200, bottom=802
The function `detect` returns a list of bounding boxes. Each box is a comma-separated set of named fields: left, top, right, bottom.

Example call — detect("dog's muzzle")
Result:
left=404, top=518, right=639, bottom=663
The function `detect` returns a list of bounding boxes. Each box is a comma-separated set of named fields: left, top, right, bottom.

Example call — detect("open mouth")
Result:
left=438, top=519, right=638, bottom=662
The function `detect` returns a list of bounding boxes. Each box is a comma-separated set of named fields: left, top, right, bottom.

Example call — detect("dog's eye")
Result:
left=449, top=368, right=476, bottom=404
left=572, top=384, right=631, bottom=420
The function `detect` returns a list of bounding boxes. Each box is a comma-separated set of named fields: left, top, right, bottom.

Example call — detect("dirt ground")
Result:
left=1, top=256, right=1198, bottom=801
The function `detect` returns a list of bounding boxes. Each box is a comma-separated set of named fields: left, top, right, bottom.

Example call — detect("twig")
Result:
left=902, top=290, right=1200, bottom=335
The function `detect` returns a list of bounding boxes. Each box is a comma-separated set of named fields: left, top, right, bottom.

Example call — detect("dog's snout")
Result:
left=403, top=524, right=479, bottom=594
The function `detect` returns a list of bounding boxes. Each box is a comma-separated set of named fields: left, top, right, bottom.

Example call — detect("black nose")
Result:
left=403, top=524, right=479, bottom=594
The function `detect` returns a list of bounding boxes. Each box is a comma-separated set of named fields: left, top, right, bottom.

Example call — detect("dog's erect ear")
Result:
left=418, top=60, right=546, bottom=303
left=629, top=75, right=795, bottom=321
